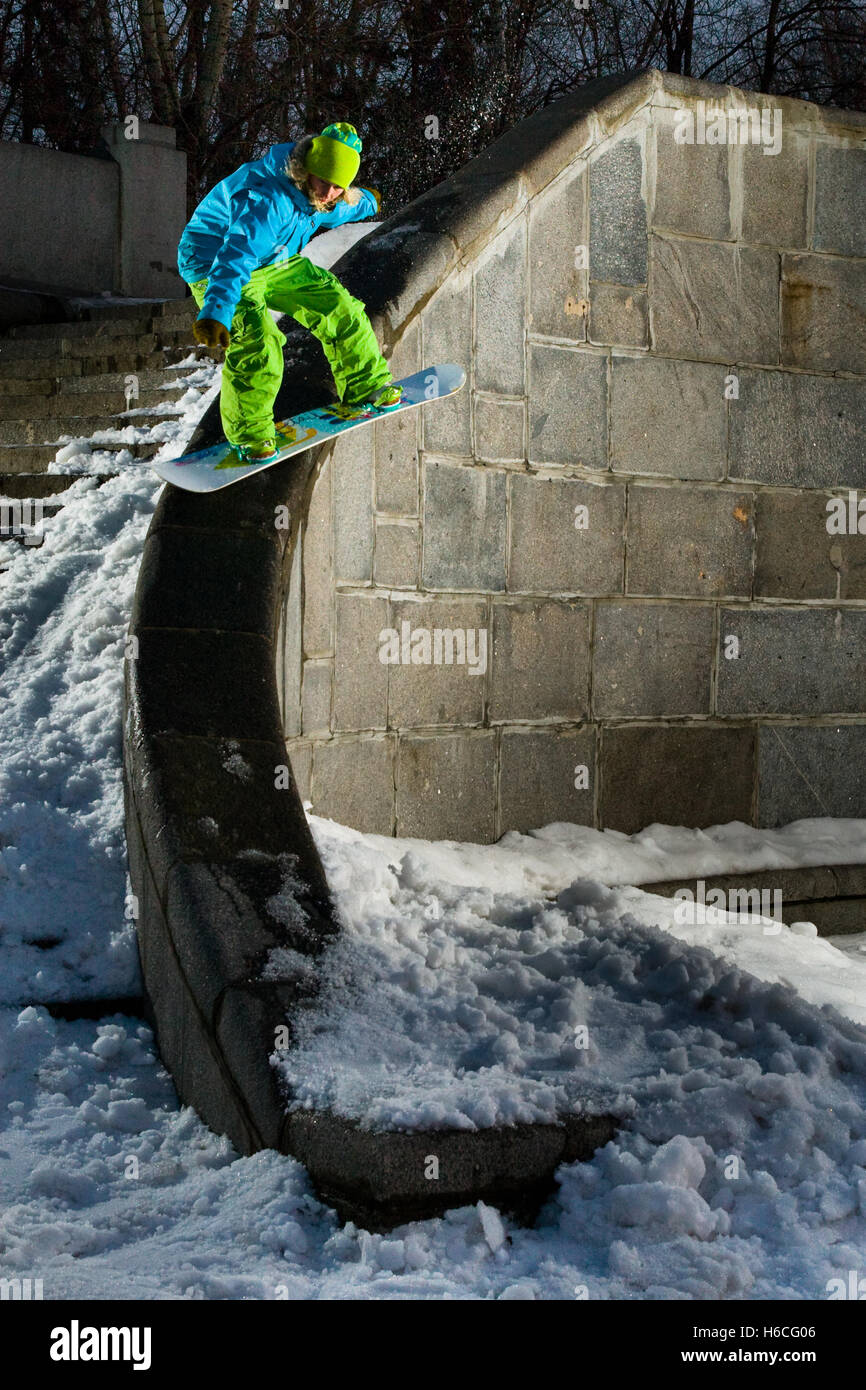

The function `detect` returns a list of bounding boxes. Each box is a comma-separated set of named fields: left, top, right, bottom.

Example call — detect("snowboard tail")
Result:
left=151, top=364, right=466, bottom=493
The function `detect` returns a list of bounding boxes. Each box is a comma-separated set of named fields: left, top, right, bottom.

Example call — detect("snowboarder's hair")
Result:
left=286, top=135, right=363, bottom=206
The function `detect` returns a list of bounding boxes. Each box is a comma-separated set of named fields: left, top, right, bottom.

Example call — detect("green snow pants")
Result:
left=188, top=254, right=392, bottom=450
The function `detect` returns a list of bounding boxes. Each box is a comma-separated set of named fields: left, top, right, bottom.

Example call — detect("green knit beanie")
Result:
left=304, top=122, right=362, bottom=188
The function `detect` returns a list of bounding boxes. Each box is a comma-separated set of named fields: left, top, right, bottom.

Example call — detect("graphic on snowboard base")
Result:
left=152, top=364, right=466, bottom=493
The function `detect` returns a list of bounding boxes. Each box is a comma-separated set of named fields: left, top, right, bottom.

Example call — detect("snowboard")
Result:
left=151, top=363, right=466, bottom=493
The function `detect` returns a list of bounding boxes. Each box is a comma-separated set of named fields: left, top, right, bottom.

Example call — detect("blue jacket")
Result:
left=177, top=142, right=379, bottom=330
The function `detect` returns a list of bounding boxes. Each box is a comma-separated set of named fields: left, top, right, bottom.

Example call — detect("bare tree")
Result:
left=0, top=0, right=863, bottom=215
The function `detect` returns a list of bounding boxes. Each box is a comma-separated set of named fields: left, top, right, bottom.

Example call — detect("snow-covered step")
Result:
left=8, top=317, right=154, bottom=341
left=0, top=409, right=182, bottom=445
left=0, top=388, right=185, bottom=419
left=0, top=472, right=116, bottom=497
left=59, top=369, right=192, bottom=396
left=0, top=333, right=160, bottom=360
left=0, top=441, right=161, bottom=471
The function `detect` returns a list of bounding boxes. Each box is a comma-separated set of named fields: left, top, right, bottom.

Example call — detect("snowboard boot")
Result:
left=339, top=382, right=403, bottom=414
left=230, top=440, right=280, bottom=463
left=366, top=382, right=403, bottom=410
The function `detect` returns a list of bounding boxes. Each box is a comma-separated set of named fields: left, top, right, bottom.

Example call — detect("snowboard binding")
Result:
left=327, top=383, right=404, bottom=423
left=229, top=441, right=281, bottom=464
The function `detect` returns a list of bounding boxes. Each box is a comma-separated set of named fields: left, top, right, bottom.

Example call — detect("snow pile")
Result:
left=317, top=817, right=866, bottom=901
left=2, top=946, right=865, bottom=1298
left=270, top=818, right=866, bottom=1132
left=0, top=364, right=220, bottom=1005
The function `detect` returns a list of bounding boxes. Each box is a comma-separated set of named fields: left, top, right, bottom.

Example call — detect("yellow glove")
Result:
left=365, top=186, right=382, bottom=214
left=193, top=317, right=230, bottom=350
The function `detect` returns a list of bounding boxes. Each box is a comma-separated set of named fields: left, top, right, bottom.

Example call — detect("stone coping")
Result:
left=122, top=330, right=621, bottom=1223
left=283, top=1110, right=618, bottom=1232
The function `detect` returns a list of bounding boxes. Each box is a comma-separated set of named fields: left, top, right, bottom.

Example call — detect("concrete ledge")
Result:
left=0, top=283, right=72, bottom=331
left=124, top=217, right=624, bottom=1227
left=124, top=352, right=619, bottom=1223
left=282, top=1110, right=619, bottom=1232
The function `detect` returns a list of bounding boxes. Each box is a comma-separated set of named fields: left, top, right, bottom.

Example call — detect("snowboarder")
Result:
left=177, top=121, right=401, bottom=464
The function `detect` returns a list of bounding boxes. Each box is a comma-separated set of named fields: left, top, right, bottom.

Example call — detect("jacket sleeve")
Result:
left=198, top=191, right=288, bottom=331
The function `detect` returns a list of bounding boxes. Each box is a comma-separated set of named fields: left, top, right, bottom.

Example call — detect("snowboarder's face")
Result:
left=307, top=174, right=344, bottom=210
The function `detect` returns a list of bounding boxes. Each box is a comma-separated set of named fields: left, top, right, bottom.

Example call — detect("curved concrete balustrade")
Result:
left=123, top=324, right=619, bottom=1223
left=124, top=69, right=866, bottom=1228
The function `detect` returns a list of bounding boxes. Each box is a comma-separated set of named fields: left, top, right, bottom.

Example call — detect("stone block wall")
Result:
left=0, top=122, right=186, bottom=298
left=279, top=71, right=866, bottom=840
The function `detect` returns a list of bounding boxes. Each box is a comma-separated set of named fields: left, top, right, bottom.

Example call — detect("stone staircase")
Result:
left=0, top=298, right=208, bottom=479
left=0, top=297, right=210, bottom=560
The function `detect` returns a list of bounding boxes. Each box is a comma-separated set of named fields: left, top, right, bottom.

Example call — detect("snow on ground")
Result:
left=0, top=362, right=221, bottom=1005
left=2, top=959, right=865, bottom=1299
left=271, top=817, right=866, bottom=1133
left=370, top=817, right=866, bottom=892
left=1, top=224, right=865, bottom=1299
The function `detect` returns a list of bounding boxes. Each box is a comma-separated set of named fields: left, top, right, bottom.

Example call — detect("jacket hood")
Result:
left=260, top=142, right=296, bottom=180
